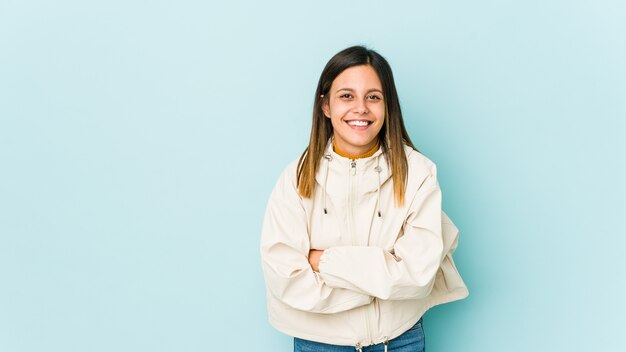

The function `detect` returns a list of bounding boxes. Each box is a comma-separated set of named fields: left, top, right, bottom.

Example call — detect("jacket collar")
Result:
left=315, top=140, right=392, bottom=192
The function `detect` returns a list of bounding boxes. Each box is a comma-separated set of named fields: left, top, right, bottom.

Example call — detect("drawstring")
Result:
left=323, top=154, right=332, bottom=214
left=354, top=337, right=388, bottom=351
left=375, top=155, right=382, bottom=218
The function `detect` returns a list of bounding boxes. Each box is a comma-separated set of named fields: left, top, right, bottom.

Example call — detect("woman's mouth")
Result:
left=346, top=120, right=372, bottom=130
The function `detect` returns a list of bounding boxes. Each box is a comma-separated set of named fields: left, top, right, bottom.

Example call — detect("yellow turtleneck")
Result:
left=333, top=139, right=380, bottom=159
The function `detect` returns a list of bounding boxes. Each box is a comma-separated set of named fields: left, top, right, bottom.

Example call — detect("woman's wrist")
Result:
left=308, top=249, right=324, bottom=272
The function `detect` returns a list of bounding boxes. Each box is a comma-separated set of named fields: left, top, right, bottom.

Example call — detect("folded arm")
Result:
left=260, top=166, right=373, bottom=313
left=318, top=173, right=446, bottom=301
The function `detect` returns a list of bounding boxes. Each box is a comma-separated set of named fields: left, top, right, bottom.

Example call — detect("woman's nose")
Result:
left=354, top=99, right=369, bottom=114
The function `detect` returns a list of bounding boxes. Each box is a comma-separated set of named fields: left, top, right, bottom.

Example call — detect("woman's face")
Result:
left=322, top=65, right=385, bottom=156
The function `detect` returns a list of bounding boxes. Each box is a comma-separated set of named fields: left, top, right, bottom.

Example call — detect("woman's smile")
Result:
left=345, top=119, right=373, bottom=129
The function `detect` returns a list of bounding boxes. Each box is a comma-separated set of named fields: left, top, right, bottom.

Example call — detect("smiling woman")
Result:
left=321, top=65, right=385, bottom=157
left=260, top=46, right=469, bottom=352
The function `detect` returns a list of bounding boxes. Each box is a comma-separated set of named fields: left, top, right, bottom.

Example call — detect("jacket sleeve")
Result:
left=318, top=169, right=448, bottom=301
left=260, top=164, right=373, bottom=313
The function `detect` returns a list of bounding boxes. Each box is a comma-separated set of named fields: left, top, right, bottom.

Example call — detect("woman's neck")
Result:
left=333, top=140, right=380, bottom=159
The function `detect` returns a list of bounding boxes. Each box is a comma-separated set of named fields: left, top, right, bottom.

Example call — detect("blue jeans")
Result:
left=293, top=318, right=425, bottom=352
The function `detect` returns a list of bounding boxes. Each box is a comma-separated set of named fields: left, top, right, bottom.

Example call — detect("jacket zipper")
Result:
left=348, top=160, right=357, bottom=246
left=349, top=159, right=374, bottom=345
left=364, top=303, right=373, bottom=345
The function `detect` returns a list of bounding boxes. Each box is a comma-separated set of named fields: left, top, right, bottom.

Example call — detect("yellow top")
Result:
left=333, top=139, right=380, bottom=159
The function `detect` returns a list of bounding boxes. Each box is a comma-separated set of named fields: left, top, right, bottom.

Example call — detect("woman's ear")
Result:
left=321, top=95, right=330, bottom=118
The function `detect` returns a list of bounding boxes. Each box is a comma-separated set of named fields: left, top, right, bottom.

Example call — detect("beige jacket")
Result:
left=260, top=143, right=468, bottom=347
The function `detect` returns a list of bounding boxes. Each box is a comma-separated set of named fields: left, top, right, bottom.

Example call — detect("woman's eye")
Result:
left=340, top=94, right=353, bottom=99
left=368, top=95, right=382, bottom=100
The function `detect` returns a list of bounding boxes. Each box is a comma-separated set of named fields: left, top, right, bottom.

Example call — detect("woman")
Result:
left=260, top=46, right=468, bottom=352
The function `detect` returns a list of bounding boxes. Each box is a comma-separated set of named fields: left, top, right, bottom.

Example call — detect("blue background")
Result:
left=1, top=1, right=624, bottom=351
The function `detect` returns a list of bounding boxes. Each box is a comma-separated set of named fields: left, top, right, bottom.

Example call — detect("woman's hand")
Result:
left=308, top=249, right=324, bottom=272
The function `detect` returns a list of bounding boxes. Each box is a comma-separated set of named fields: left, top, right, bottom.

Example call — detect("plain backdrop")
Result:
left=1, top=1, right=625, bottom=351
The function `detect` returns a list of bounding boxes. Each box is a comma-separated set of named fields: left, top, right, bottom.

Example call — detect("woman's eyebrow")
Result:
left=334, top=88, right=383, bottom=94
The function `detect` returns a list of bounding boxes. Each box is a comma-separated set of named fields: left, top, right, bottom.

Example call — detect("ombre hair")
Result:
left=297, top=46, right=416, bottom=206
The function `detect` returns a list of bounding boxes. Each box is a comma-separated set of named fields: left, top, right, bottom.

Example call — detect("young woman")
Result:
left=260, top=46, right=468, bottom=352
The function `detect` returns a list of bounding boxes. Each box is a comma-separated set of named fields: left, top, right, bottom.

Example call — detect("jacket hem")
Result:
left=378, top=288, right=470, bottom=345
left=269, top=318, right=359, bottom=347
left=268, top=288, right=469, bottom=347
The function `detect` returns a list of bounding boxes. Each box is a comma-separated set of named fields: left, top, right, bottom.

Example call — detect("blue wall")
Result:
left=1, top=1, right=624, bottom=351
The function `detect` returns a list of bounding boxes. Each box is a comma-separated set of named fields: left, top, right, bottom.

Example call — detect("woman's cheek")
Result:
left=371, top=103, right=385, bottom=116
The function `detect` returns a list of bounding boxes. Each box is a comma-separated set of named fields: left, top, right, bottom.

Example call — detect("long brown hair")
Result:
left=297, top=46, right=416, bottom=206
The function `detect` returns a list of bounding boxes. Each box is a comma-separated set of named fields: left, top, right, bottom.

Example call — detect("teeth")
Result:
left=348, top=120, right=369, bottom=126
